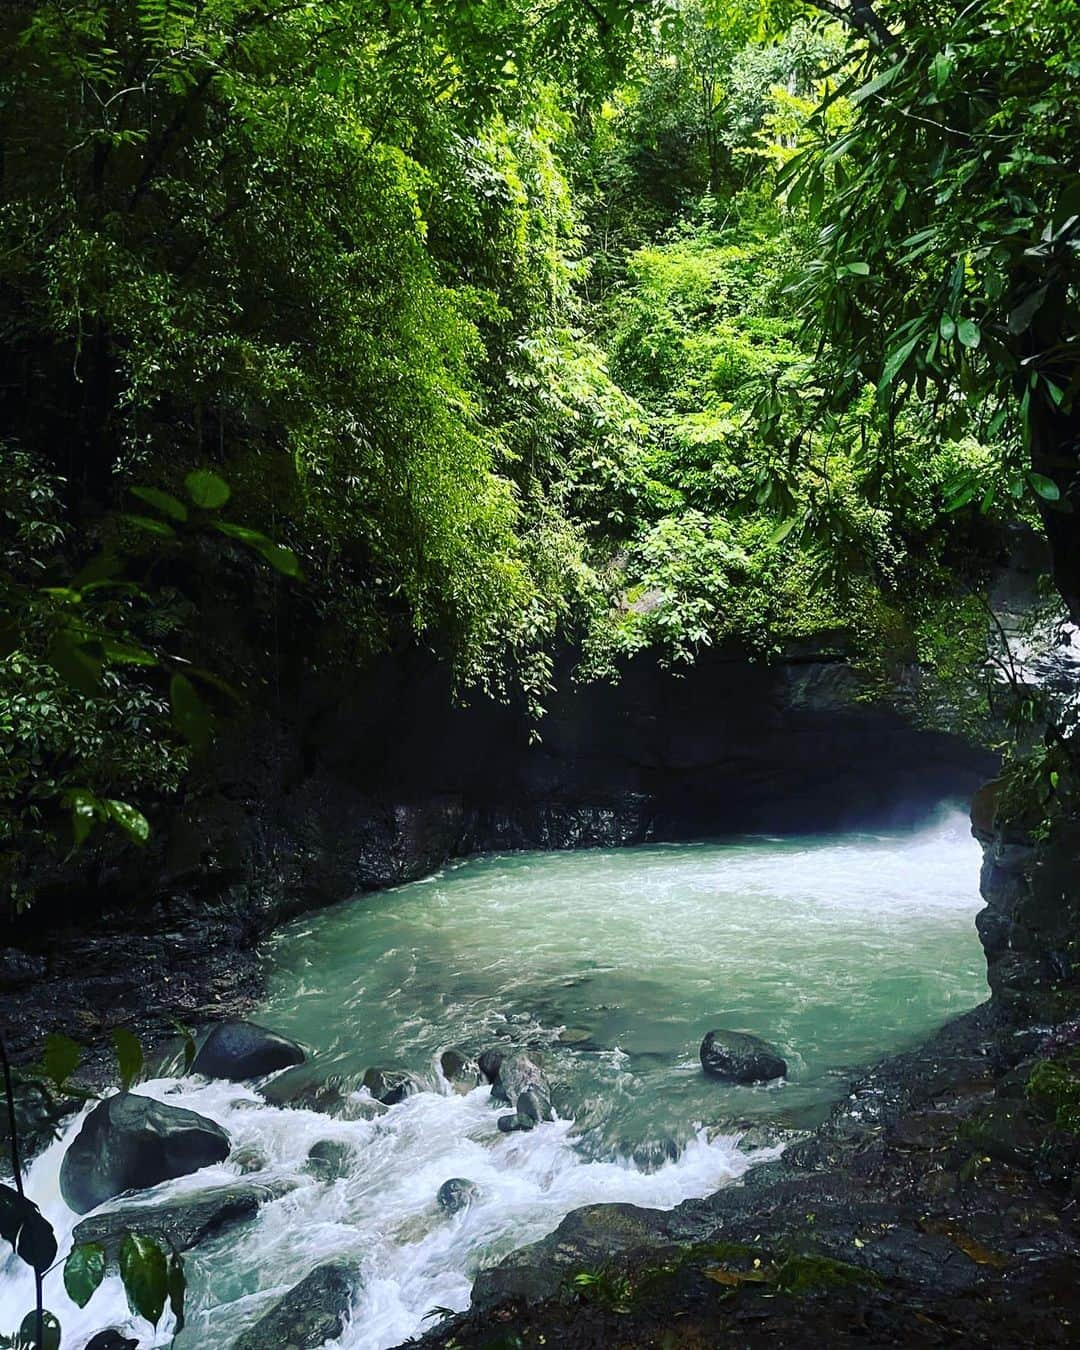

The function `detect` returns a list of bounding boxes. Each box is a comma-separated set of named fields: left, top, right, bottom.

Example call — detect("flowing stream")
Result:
left=3, top=807, right=987, bottom=1349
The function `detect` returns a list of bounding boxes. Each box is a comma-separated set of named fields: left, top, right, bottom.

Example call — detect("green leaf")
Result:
left=957, top=319, right=981, bottom=349
left=64, top=1242, right=107, bottom=1308
left=944, top=481, right=979, bottom=511
left=850, top=59, right=906, bottom=105
left=169, top=672, right=213, bottom=753
left=120, top=513, right=177, bottom=539
left=47, top=633, right=103, bottom=697
left=42, top=1033, right=82, bottom=1091
left=129, top=487, right=188, bottom=522
left=939, top=314, right=956, bottom=341
left=112, top=1028, right=144, bottom=1093
left=170, top=1019, right=198, bottom=1075
left=101, top=639, right=157, bottom=667
left=0, top=1184, right=58, bottom=1274
left=1027, top=472, right=1061, bottom=501
left=767, top=516, right=798, bottom=546
left=18, top=1309, right=61, bottom=1350
left=120, top=1232, right=169, bottom=1327
left=106, top=800, right=151, bottom=845
left=65, top=788, right=102, bottom=847
left=213, top=522, right=302, bottom=578
left=184, top=470, right=231, bottom=510
left=878, top=333, right=921, bottom=391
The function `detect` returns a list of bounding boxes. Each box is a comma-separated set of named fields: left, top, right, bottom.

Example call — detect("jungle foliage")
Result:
left=1, top=0, right=1076, bottom=889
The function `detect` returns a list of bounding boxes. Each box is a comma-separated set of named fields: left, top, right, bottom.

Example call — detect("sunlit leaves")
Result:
left=184, top=470, right=230, bottom=511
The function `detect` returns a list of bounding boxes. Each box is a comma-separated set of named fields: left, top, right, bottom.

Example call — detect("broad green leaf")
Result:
left=112, top=1028, right=144, bottom=1092
left=120, top=513, right=177, bottom=539
left=101, top=639, right=157, bottom=667
left=0, top=1184, right=58, bottom=1273
left=40, top=587, right=82, bottom=604
left=767, top=516, right=798, bottom=546
left=169, top=672, right=212, bottom=753
left=18, top=1309, right=61, bottom=1350
left=1028, top=472, right=1061, bottom=501
left=939, top=314, right=956, bottom=341
left=170, top=1019, right=198, bottom=1075
left=65, top=788, right=101, bottom=847
left=254, top=541, right=302, bottom=578
left=64, top=1242, right=106, bottom=1308
left=957, top=319, right=981, bottom=349
left=184, top=470, right=231, bottom=510
left=120, top=1233, right=169, bottom=1327
left=42, top=1033, right=82, bottom=1091
left=212, top=521, right=271, bottom=546
left=1008, top=285, right=1048, bottom=335
left=47, top=634, right=103, bottom=697
left=130, top=487, right=188, bottom=522
left=106, top=800, right=151, bottom=846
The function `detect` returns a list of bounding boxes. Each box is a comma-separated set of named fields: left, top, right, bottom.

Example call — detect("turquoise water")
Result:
left=5, top=807, right=987, bottom=1349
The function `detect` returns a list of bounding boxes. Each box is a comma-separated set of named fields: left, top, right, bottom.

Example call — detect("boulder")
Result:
left=305, top=1140, right=358, bottom=1182
left=191, top=1021, right=305, bottom=1081
left=437, top=1177, right=479, bottom=1213
left=700, top=1030, right=787, bottom=1084
left=233, top=1260, right=359, bottom=1350
left=259, top=1051, right=385, bottom=1119
left=440, top=1049, right=482, bottom=1092
left=60, top=1093, right=230, bottom=1214
left=491, top=1054, right=553, bottom=1132
left=362, top=1066, right=425, bottom=1105
left=71, top=1182, right=288, bottom=1260
left=477, top=1049, right=503, bottom=1083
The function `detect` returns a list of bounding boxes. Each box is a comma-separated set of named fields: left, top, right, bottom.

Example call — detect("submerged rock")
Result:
left=60, top=1092, right=230, bottom=1214
left=192, top=1021, right=305, bottom=1081
left=700, top=1029, right=787, bottom=1083
left=233, top=1260, right=360, bottom=1350
left=259, top=1050, right=385, bottom=1119
left=71, top=1182, right=288, bottom=1260
left=437, top=1177, right=480, bottom=1213
left=362, top=1066, right=425, bottom=1105
left=477, top=1049, right=504, bottom=1083
left=305, top=1139, right=358, bottom=1182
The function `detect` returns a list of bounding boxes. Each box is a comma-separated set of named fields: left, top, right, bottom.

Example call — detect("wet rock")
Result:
left=305, top=1140, right=358, bottom=1182
left=84, top=1333, right=139, bottom=1350
left=964, top=1103, right=1044, bottom=1168
left=60, top=1092, right=231, bottom=1214
left=736, top=1121, right=792, bottom=1153
left=233, top=1260, right=360, bottom=1350
left=192, top=1021, right=305, bottom=1081
left=477, top=1049, right=503, bottom=1083
left=0, top=947, right=47, bottom=990
left=259, top=1050, right=385, bottom=1119
left=490, top=1054, right=553, bottom=1132
left=700, top=1029, right=787, bottom=1083
left=440, top=1049, right=481, bottom=1092
left=437, top=1178, right=479, bottom=1213
left=362, top=1066, right=425, bottom=1105
left=71, top=1182, right=288, bottom=1260
left=557, top=1027, right=592, bottom=1046
left=230, top=1143, right=270, bottom=1174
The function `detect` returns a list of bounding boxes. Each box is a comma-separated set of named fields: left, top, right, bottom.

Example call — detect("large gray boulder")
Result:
left=700, top=1030, right=787, bottom=1083
left=60, top=1093, right=230, bottom=1214
left=191, top=1021, right=305, bottom=1081
left=233, top=1261, right=360, bottom=1350
left=71, top=1182, right=288, bottom=1260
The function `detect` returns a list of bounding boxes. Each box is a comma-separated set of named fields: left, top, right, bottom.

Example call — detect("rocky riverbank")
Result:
left=417, top=1002, right=1079, bottom=1349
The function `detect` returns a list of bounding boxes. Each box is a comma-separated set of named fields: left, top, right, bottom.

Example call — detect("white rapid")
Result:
left=1, top=806, right=987, bottom=1349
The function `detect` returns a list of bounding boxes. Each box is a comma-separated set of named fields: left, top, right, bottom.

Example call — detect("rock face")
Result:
left=305, top=1140, right=358, bottom=1182
left=60, top=1093, right=230, bottom=1214
left=490, top=1054, right=554, bottom=1132
left=440, top=1049, right=481, bottom=1092
left=700, top=1030, right=787, bottom=1083
left=437, top=1178, right=479, bottom=1213
left=71, top=1182, right=285, bottom=1259
left=192, top=1021, right=305, bottom=1081
left=233, top=1261, right=359, bottom=1350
